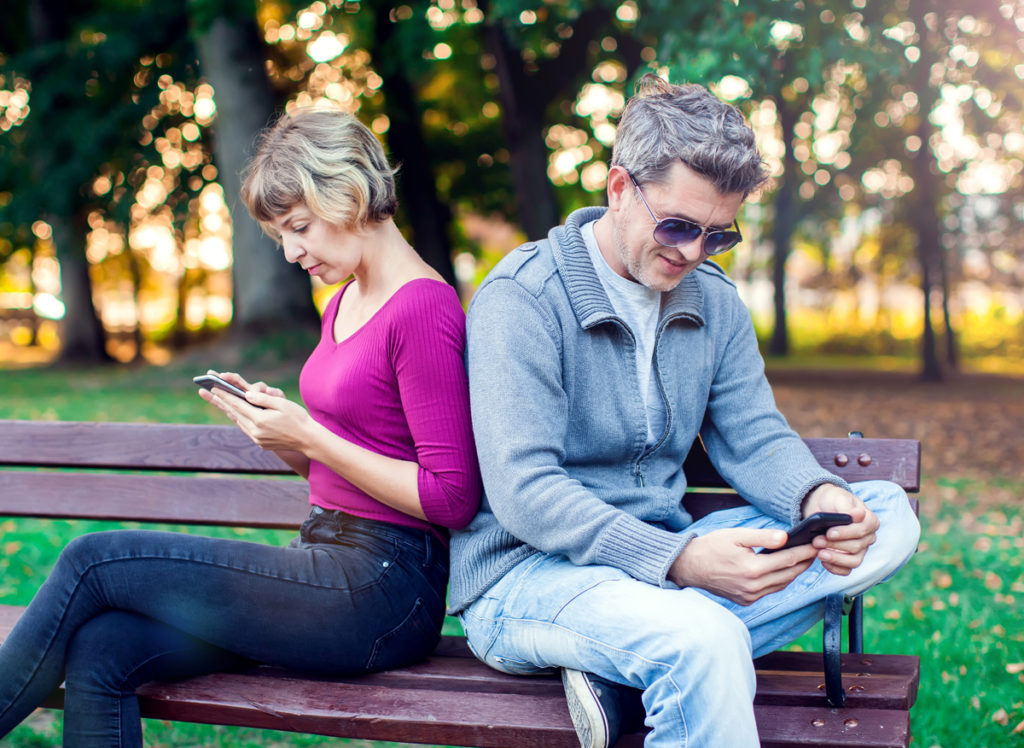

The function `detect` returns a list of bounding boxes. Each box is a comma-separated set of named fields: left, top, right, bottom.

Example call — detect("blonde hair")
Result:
left=241, top=107, right=398, bottom=237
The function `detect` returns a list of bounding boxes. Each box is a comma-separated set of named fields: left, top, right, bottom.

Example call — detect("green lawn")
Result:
left=1, top=359, right=1022, bottom=746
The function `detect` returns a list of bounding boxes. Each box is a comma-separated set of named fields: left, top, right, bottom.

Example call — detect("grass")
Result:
left=1, top=357, right=1022, bottom=746
left=787, top=477, right=1024, bottom=747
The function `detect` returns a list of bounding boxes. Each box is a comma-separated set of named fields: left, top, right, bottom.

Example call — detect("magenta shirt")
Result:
left=299, top=278, right=481, bottom=536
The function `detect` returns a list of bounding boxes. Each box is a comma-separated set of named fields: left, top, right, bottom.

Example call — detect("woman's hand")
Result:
left=197, top=371, right=316, bottom=455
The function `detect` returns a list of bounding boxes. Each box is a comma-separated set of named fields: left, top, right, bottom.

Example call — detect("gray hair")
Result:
left=611, top=74, right=768, bottom=196
left=241, top=107, right=398, bottom=237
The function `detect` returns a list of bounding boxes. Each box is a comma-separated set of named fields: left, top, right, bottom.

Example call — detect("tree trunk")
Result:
left=769, top=95, right=800, bottom=357
left=372, top=8, right=455, bottom=284
left=194, top=15, right=317, bottom=335
left=481, top=19, right=560, bottom=240
left=938, top=240, right=957, bottom=369
left=909, top=0, right=943, bottom=382
left=48, top=212, right=110, bottom=364
left=29, top=0, right=110, bottom=364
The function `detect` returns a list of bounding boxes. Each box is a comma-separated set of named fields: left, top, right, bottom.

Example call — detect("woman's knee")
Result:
left=64, top=612, right=144, bottom=694
left=59, top=531, right=127, bottom=572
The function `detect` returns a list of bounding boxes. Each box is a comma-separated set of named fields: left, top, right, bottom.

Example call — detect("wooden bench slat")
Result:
left=683, top=437, right=921, bottom=492
left=39, top=667, right=910, bottom=748
left=0, top=421, right=292, bottom=474
left=0, top=473, right=309, bottom=528
left=141, top=673, right=582, bottom=748
left=333, top=638, right=916, bottom=710
left=139, top=671, right=919, bottom=748
left=752, top=704, right=911, bottom=748
left=756, top=650, right=920, bottom=678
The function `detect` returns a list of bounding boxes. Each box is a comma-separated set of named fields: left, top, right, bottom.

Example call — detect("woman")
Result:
left=0, top=107, right=481, bottom=746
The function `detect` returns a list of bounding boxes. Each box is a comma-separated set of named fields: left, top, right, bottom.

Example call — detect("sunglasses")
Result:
left=627, top=172, right=743, bottom=256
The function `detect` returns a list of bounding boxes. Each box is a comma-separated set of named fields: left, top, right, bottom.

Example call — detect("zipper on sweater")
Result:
left=634, top=462, right=645, bottom=487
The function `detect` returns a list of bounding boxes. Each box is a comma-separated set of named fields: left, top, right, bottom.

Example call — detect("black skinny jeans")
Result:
left=0, top=507, right=448, bottom=746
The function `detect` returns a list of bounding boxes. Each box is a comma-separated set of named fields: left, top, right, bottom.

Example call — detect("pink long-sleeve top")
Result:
left=299, top=278, right=482, bottom=537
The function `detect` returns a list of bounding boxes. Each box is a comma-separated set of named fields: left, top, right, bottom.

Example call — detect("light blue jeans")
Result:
left=459, top=480, right=920, bottom=747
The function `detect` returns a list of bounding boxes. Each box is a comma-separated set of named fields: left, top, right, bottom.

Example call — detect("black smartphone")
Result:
left=193, top=374, right=264, bottom=408
left=762, top=512, right=853, bottom=553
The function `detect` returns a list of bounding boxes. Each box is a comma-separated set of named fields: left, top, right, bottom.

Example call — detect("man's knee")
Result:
left=653, top=593, right=754, bottom=674
left=852, top=480, right=921, bottom=583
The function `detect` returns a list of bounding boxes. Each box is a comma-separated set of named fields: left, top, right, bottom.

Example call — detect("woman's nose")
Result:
left=281, top=235, right=303, bottom=263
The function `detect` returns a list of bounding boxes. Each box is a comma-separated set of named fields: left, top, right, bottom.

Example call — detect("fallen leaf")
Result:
left=1013, top=719, right=1024, bottom=735
left=993, top=708, right=1009, bottom=726
left=1007, top=663, right=1024, bottom=674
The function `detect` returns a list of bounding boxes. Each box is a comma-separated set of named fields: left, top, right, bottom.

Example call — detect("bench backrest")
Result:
left=683, top=434, right=920, bottom=519
left=0, top=420, right=920, bottom=527
left=0, top=420, right=308, bottom=528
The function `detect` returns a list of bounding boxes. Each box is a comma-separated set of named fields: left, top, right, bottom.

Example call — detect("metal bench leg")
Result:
left=848, top=594, right=864, bottom=654
left=823, top=592, right=846, bottom=707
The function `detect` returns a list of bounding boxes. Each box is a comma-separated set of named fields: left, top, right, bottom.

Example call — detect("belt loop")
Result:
left=422, top=532, right=434, bottom=567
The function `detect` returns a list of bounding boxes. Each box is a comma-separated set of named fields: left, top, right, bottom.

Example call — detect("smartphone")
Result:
left=761, top=512, right=853, bottom=553
left=193, top=373, right=264, bottom=408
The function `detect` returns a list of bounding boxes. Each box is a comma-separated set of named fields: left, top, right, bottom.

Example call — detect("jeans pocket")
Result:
left=485, top=650, right=551, bottom=676
left=365, top=597, right=441, bottom=671
left=461, top=609, right=550, bottom=676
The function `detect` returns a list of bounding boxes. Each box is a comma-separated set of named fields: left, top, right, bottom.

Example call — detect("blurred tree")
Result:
left=851, top=1, right=1024, bottom=380
left=190, top=0, right=318, bottom=336
left=0, top=0, right=320, bottom=364
left=368, top=0, right=456, bottom=283
left=0, top=0, right=195, bottom=362
left=252, top=1, right=461, bottom=283
left=475, top=0, right=650, bottom=239
left=649, top=0, right=903, bottom=356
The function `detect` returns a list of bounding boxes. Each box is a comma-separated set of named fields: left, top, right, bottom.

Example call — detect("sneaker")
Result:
left=561, top=668, right=623, bottom=748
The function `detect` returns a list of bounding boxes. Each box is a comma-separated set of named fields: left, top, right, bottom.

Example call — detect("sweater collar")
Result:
left=549, top=207, right=706, bottom=330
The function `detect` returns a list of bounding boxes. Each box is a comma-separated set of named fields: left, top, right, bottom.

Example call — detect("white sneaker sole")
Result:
left=562, top=668, right=610, bottom=748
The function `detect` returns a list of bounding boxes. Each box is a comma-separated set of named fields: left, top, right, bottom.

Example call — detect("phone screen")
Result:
left=193, top=374, right=264, bottom=408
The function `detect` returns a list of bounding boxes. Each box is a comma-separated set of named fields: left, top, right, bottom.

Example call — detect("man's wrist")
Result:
left=667, top=534, right=698, bottom=588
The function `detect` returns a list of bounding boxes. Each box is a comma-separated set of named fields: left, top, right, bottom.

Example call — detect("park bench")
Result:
left=0, top=418, right=921, bottom=747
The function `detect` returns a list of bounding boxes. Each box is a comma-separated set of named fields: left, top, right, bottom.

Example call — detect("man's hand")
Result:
left=668, top=529, right=817, bottom=605
left=801, top=483, right=879, bottom=576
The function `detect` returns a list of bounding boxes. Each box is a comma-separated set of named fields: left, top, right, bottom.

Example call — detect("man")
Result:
left=449, top=75, right=920, bottom=747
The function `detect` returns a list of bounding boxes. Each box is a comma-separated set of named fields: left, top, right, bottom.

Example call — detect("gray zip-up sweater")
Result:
left=448, top=207, right=848, bottom=614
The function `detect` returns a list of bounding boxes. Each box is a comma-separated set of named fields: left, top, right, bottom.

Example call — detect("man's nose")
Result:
left=678, top=237, right=706, bottom=263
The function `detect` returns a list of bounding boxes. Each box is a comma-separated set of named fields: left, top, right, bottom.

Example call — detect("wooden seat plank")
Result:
left=138, top=675, right=583, bottom=748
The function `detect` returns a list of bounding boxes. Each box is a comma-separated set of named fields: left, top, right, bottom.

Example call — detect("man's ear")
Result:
left=605, top=165, right=633, bottom=213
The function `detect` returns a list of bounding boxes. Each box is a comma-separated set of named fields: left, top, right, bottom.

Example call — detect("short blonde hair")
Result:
left=241, top=107, right=398, bottom=237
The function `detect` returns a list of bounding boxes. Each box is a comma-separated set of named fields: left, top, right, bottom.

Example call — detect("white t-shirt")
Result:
left=582, top=220, right=666, bottom=446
